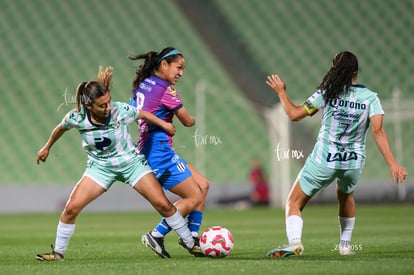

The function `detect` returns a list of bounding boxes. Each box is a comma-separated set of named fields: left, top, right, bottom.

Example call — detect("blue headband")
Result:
left=158, top=49, right=181, bottom=63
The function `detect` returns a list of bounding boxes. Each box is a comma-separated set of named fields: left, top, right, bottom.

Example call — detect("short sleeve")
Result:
left=61, top=111, right=80, bottom=129
left=117, top=102, right=140, bottom=124
left=160, top=85, right=183, bottom=111
left=368, top=93, right=384, bottom=117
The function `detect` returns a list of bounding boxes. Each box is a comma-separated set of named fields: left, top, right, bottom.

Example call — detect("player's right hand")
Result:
left=164, top=123, right=176, bottom=136
left=37, top=148, right=49, bottom=164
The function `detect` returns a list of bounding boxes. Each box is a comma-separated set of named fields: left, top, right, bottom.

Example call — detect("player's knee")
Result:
left=200, top=180, right=210, bottom=196
left=62, top=203, right=81, bottom=220
left=195, top=189, right=204, bottom=205
left=187, top=184, right=204, bottom=206
left=185, top=195, right=202, bottom=211
left=153, top=200, right=175, bottom=216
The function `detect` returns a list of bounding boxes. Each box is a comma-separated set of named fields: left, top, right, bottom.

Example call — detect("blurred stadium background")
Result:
left=0, top=0, right=413, bottom=212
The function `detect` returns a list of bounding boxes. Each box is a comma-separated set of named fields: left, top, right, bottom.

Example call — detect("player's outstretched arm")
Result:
left=137, top=110, right=176, bottom=136
left=266, top=74, right=308, bottom=121
left=370, top=114, right=407, bottom=184
left=37, top=124, right=68, bottom=164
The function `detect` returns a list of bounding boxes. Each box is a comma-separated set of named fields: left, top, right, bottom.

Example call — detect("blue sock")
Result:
left=155, top=219, right=172, bottom=236
left=187, top=210, right=203, bottom=236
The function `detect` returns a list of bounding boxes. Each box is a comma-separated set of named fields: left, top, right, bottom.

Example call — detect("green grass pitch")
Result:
left=0, top=205, right=413, bottom=274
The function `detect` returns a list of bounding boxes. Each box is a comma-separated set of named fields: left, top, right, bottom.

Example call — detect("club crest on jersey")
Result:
left=112, top=121, right=120, bottom=129
left=168, top=86, right=177, bottom=97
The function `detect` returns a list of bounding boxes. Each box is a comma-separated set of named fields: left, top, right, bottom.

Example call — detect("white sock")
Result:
left=54, top=221, right=76, bottom=255
left=339, top=216, right=355, bottom=247
left=286, top=215, right=303, bottom=244
left=164, top=210, right=194, bottom=248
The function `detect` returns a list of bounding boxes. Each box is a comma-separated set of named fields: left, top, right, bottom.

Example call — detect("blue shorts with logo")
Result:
left=298, top=157, right=364, bottom=197
left=141, top=137, right=192, bottom=190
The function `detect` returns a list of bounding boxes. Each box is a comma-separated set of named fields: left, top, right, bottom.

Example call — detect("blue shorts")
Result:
left=142, top=139, right=192, bottom=190
left=298, top=157, right=363, bottom=197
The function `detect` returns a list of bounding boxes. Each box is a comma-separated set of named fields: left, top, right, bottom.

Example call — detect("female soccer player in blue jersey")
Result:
left=129, top=47, right=209, bottom=258
left=265, top=51, right=407, bottom=258
left=35, top=67, right=196, bottom=261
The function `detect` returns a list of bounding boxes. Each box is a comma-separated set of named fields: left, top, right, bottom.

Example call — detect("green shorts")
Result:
left=83, top=154, right=153, bottom=190
left=298, top=157, right=364, bottom=197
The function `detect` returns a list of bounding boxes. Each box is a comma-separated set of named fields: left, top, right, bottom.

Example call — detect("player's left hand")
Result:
left=390, top=163, right=408, bottom=184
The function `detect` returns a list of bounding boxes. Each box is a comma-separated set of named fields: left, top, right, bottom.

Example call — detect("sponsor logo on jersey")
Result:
left=94, top=137, right=112, bottom=150
left=144, top=78, right=156, bottom=85
left=328, top=98, right=366, bottom=110
left=332, top=110, right=361, bottom=122
left=139, top=82, right=152, bottom=92
left=327, top=151, right=358, bottom=162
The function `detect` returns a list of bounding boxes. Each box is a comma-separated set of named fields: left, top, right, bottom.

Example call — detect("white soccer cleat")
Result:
left=339, top=245, right=355, bottom=256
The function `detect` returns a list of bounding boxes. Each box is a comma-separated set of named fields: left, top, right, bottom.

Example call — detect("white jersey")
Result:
left=61, top=102, right=140, bottom=167
left=303, top=85, right=384, bottom=169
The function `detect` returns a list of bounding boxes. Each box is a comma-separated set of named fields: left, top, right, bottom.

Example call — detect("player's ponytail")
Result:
left=129, top=51, right=158, bottom=91
left=129, top=47, right=182, bottom=92
left=75, top=81, right=88, bottom=111
left=318, top=51, right=358, bottom=103
left=97, top=66, right=113, bottom=91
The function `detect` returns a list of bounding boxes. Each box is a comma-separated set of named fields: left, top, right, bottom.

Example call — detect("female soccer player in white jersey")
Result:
left=35, top=67, right=196, bottom=261
left=128, top=47, right=209, bottom=258
left=265, top=51, right=407, bottom=258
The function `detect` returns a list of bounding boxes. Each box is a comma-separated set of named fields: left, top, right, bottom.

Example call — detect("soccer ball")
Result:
left=200, top=226, right=234, bottom=257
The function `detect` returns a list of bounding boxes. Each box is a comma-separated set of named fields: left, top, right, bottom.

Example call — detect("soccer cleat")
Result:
left=141, top=232, right=171, bottom=258
left=339, top=245, right=355, bottom=256
left=178, top=236, right=205, bottom=257
left=35, top=245, right=64, bottom=261
left=266, top=242, right=304, bottom=259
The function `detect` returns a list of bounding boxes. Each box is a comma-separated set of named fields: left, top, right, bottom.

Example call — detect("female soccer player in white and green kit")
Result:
left=35, top=67, right=196, bottom=261
left=265, top=51, right=407, bottom=258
